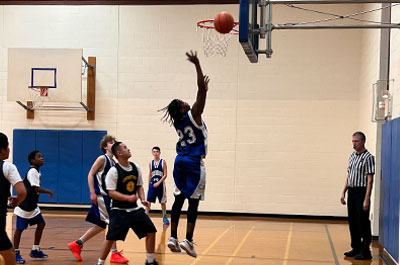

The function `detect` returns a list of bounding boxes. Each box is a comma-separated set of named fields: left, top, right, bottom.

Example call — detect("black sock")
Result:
left=171, top=230, right=177, bottom=239
left=186, top=233, right=193, bottom=242
left=76, top=239, right=83, bottom=246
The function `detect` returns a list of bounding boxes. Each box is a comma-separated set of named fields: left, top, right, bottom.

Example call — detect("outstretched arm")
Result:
left=187, top=50, right=210, bottom=125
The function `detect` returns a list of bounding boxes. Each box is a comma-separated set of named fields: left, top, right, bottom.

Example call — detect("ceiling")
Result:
left=0, top=0, right=238, bottom=4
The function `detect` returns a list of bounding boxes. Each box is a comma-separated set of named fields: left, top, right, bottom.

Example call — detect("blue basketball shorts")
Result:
left=147, top=182, right=167, bottom=203
left=16, top=213, right=45, bottom=230
left=0, top=214, right=12, bottom=251
left=85, top=194, right=111, bottom=229
left=173, top=155, right=206, bottom=200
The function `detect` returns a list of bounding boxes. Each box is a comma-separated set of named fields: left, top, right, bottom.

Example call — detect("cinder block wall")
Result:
left=0, top=4, right=369, bottom=216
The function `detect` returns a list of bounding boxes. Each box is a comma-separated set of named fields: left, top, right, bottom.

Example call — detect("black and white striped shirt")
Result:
left=347, top=150, right=375, bottom=187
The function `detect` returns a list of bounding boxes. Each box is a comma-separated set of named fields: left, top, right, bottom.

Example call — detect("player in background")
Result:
left=13, top=150, right=53, bottom=264
left=146, top=146, right=169, bottom=226
left=68, top=135, right=128, bottom=263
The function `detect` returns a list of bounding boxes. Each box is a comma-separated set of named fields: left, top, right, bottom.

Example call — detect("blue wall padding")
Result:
left=36, top=131, right=59, bottom=203
left=380, top=121, right=391, bottom=255
left=380, top=118, right=399, bottom=262
left=13, top=129, right=106, bottom=205
left=58, top=131, right=83, bottom=204
left=12, top=130, right=35, bottom=177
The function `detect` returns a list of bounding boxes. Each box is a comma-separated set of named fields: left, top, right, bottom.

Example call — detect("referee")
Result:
left=341, top=131, right=375, bottom=260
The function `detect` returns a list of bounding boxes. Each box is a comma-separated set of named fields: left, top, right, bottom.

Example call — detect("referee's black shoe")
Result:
left=344, top=249, right=359, bottom=257
left=354, top=252, right=372, bottom=260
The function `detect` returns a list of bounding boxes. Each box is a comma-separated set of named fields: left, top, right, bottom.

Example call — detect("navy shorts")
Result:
left=147, top=182, right=166, bottom=203
left=106, top=208, right=157, bottom=241
left=86, top=195, right=111, bottom=229
left=0, top=214, right=12, bottom=251
left=173, top=155, right=206, bottom=200
left=16, top=213, right=45, bottom=230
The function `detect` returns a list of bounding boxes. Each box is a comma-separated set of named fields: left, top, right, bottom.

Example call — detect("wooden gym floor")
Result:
left=2, top=211, right=385, bottom=265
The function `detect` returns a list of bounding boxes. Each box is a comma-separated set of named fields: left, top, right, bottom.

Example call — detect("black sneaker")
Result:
left=354, top=252, right=372, bottom=260
left=145, top=260, right=159, bottom=265
left=344, top=249, right=358, bottom=257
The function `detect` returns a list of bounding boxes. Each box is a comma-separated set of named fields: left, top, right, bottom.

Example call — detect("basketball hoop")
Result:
left=28, top=86, right=49, bottom=107
left=197, top=19, right=239, bottom=57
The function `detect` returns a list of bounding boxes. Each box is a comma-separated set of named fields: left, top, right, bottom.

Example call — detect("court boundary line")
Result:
left=225, top=226, right=255, bottom=265
left=190, top=225, right=234, bottom=265
left=36, top=207, right=348, bottom=222
left=282, top=222, right=293, bottom=265
left=324, top=224, right=340, bottom=265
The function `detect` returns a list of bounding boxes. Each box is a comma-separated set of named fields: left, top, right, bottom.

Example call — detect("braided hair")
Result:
left=159, top=99, right=185, bottom=125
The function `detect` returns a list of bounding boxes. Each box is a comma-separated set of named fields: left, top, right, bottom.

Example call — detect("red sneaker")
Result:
left=68, top=241, right=82, bottom=261
left=110, top=250, right=129, bottom=263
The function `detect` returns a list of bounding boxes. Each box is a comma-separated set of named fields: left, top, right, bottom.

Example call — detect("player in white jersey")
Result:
left=0, top=132, right=26, bottom=265
left=160, top=51, right=209, bottom=258
left=13, top=150, right=53, bottom=264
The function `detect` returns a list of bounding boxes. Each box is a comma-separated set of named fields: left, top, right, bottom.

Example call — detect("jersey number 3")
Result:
left=177, top=126, right=196, bottom=146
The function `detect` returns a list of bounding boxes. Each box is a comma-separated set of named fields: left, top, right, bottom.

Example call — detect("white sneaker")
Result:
left=180, top=239, right=197, bottom=258
left=167, top=237, right=181, bottom=252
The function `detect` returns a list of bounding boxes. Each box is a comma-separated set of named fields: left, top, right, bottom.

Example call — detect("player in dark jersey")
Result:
left=13, top=150, right=53, bottom=263
left=0, top=132, right=26, bottom=265
left=68, top=135, right=128, bottom=263
left=96, top=141, right=158, bottom=265
left=146, top=146, right=169, bottom=226
left=160, top=50, right=209, bottom=258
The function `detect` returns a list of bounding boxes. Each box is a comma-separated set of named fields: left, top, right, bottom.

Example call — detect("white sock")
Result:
left=146, top=253, right=155, bottom=263
left=111, top=248, right=118, bottom=253
left=163, top=211, right=167, bottom=217
left=97, top=258, right=105, bottom=265
left=15, top=249, right=20, bottom=253
left=32, top=245, right=40, bottom=251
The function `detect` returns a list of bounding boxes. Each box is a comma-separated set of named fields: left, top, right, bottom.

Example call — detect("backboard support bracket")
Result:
left=16, top=56, right=96, bottom=120
left=240, top=0, right=400, bottom=62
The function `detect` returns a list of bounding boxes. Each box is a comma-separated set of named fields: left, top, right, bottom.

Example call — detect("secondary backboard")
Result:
left=7, top=48, right=83, bottom=102
left=239, top=0, right=259, bottom=63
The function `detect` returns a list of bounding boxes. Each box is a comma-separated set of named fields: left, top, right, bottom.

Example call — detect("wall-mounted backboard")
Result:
left=7, top=48, right=83, bottom=102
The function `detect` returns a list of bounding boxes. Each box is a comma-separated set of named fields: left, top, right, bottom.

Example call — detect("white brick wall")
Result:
left=0, top=4, right=371, bottom=216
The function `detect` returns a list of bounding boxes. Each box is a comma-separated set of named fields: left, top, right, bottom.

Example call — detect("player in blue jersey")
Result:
left=146, top=146, right=169, bottom=226
left=68, top=135, right=128, bottom=263
left=160, top=50, right=209, bottom=258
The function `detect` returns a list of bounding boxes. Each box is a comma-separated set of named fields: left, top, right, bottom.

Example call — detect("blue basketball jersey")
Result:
left=174, top=110, right=207, bottom=157
left=93, top=154, right=114, bottom=195
left=150, top=159, right=164, bottom=184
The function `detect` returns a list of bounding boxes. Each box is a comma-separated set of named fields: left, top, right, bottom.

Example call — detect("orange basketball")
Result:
left=214, top=11, right=235, bottom=34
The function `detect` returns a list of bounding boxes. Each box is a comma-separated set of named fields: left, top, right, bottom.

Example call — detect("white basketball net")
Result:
left=197, top=20, right=237, bottom=57
left=28, top=87, right=49, bottom=108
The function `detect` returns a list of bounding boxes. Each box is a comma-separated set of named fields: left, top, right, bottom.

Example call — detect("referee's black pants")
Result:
left=347, top=187, right=371, bottom=254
